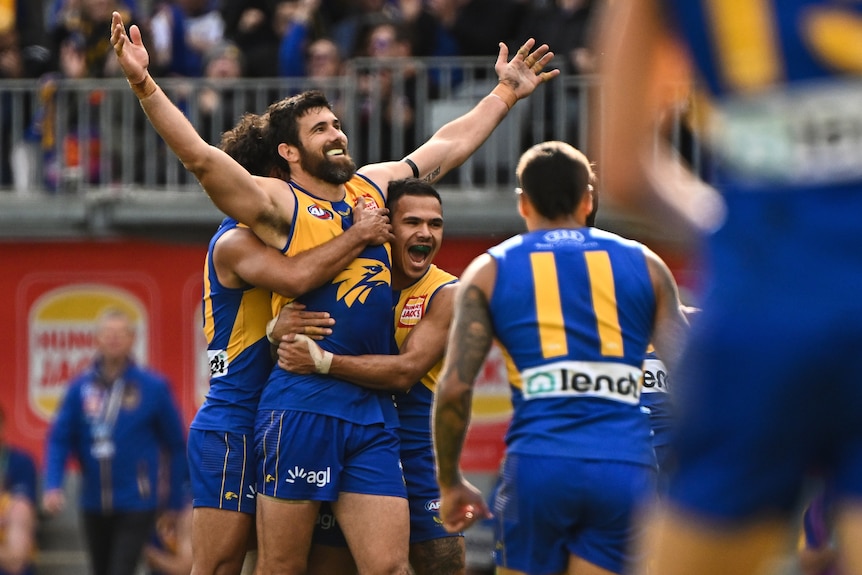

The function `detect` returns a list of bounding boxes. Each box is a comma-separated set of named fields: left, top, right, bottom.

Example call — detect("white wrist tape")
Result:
left=294, top=334, right=333, bottom=374
left=266, top=317, right=279, bottom=345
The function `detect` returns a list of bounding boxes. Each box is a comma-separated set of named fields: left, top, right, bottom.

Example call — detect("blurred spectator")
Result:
left=515, top=0, right=597, bottom=76
left=148, top=0, right=225, bottom=77
left=42, top=308, right=188, bottom=575
left=306, top=37, right=343, bottom=80
left=48, top=0, right=137, bottom=78
left=0, top=0, right=49, bottom=188
left=331, top=0, right=399, bottom=59
left=276, top=0, right=326, bottom=77
left=353, top=18, right=417, bottom=164
left=31, top=32, right=104, bottom=192
left=395, top=0, right=458, bottom=58
left=0, top=0, right=49, bottom=78
left=47, top=0, right=140, bottom=29
left=0, top=406, right=38, bottom=575
left=195, top=41, right=249, bottom=141
left=515, top=0, right=599, bottom=144
left=435, top=0, right=526, bottom=56
left=220, top=0, right=287, bottom=77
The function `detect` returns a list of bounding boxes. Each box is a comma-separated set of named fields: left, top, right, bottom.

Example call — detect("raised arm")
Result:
left=359, top=38, right=559, bottom=187
left=275, top=283, right=456, bottom=391
left=109, top=11, right=292, bottom=249
left=592, top=0, right=723, bottom=241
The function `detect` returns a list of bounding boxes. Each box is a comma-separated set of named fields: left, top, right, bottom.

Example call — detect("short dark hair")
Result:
left=266, top=90, right=334, bottom=151
left=386, top=178, right=441, bottom=215
left=516, top=141, right=595, bottom=221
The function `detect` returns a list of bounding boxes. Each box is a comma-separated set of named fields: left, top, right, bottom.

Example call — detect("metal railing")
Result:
left=0, top=57, right=607, bottom=194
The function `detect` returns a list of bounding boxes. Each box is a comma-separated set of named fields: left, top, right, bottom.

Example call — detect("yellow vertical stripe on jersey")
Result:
left=530, top=252, right=568, bottom=359
left=705, top=0, right=782, bottom=91
left=202, top=259, right=215, bottom=344
left=584, top=251, right=624, bottom=357
left=227, top=289, right=272, bottom=363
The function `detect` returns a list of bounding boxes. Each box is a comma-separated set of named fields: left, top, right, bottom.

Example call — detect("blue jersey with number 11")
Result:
left=488, top=227, right=657, bottom=466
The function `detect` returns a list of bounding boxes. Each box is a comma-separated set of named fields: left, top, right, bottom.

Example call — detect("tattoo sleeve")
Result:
left=434, top=283, right=494, bottom=487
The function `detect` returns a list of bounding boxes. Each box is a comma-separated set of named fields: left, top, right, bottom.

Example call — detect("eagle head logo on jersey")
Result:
left=333, top=258, right=391, bottom=307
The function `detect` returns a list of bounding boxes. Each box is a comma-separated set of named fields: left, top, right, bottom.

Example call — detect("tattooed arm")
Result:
left=432, top=253, right=497, bottom=532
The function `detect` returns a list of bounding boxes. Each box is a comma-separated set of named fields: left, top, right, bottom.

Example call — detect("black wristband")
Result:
left=403, top=158, right=420, bottom=179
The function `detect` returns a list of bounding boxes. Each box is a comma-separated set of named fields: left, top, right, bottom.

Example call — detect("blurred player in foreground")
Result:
left=594, top=2, right=862, bottom=574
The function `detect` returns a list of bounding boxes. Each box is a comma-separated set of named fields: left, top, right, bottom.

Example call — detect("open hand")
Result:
left=495, top=38, right=560, bottom=100
left=110, top=11, right=150, bottom=84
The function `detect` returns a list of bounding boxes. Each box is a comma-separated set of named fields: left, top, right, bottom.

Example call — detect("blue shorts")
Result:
left=491, top=453, right=654, bottom=575
left=666, top=285, right=862, bottom=521
left=188, top=429, right=257, bottom=514
left=402, top=448, right=463, bottom=544
left=666, top=193, right=862, bottom=521
left=255, top=409, right=406, bottom=501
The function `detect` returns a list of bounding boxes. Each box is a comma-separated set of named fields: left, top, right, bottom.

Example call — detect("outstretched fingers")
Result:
left=110, top=12, right=126, bottom=54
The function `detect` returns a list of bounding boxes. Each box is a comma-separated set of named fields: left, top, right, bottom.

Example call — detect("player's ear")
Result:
left=278, top=142, right=298, bottom=163
left=516, top=188, right=531, bottom=219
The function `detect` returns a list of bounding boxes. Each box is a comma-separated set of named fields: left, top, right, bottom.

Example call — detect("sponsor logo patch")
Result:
left=398, top=296, right=426, bottom=327
left=308, top=204, right=334, bottom=220
left=285, top=466, right=331, bottom=487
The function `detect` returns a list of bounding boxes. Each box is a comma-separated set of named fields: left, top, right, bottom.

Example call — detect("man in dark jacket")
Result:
left=42, top=307, right=187, bottom=575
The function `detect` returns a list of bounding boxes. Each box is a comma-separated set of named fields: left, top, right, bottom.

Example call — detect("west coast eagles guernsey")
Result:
left=641, top=346, right=672, bottom=450
left=488, top=227, right=656, bottom=466
left=392, top=265, right=458, bottom=452
left=193, top=217, right=274, bottom=434
left=257, top=174, right=397, bottom=426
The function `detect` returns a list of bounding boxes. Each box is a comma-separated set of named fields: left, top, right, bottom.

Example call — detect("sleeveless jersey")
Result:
left=258, top=175, right=397, bottom=426
left=488, top=227, right=656, bottom=466
left=392, top=265, right=458, bottom=452
left=641, top=346, right=672, bottom=451
left=193, top=218, right=274, bottom=433
left=653, top=1, right=862, bottom=520
left=663, top=0, right=862, bottom=194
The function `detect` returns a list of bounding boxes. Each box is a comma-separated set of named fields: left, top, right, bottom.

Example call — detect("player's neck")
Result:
left=526, top=215, right=585, bottom=231
left=289, top=172, right=345, bottom=202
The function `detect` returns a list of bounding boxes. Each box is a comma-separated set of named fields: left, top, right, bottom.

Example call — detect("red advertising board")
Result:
left=0, top=237, right=510, bottom=471
left=0, top=237, right=696, bottom=476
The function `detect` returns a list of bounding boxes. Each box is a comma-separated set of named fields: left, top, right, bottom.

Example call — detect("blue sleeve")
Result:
left=154, top=380, right=189, bottom=510
left=278, top=22, right=310, bottom=77
left=6, top=449, right=38, bottom=503
left=43, top=382, right=81, bottom=491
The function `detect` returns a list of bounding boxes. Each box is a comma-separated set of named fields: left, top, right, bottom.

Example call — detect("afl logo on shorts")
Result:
left=424, top=499, right=441, bottom=512
left=308, top=204, right=334, bottom=220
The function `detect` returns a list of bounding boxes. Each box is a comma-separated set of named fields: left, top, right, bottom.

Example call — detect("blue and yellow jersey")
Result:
left=641, top=345, right=673, bottom=453
left=259, top=175, right=397, bottom=426
left=193, top=218, right=274, bottom=433
left=663, top=0, right=862, bottom=191
left=488, top=227, right=656, bottom=465
left=392, top=264, right=458, bottom=452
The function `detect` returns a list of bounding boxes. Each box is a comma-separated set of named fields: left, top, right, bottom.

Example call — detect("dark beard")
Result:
left=299, top=145, right=357, bottom=185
